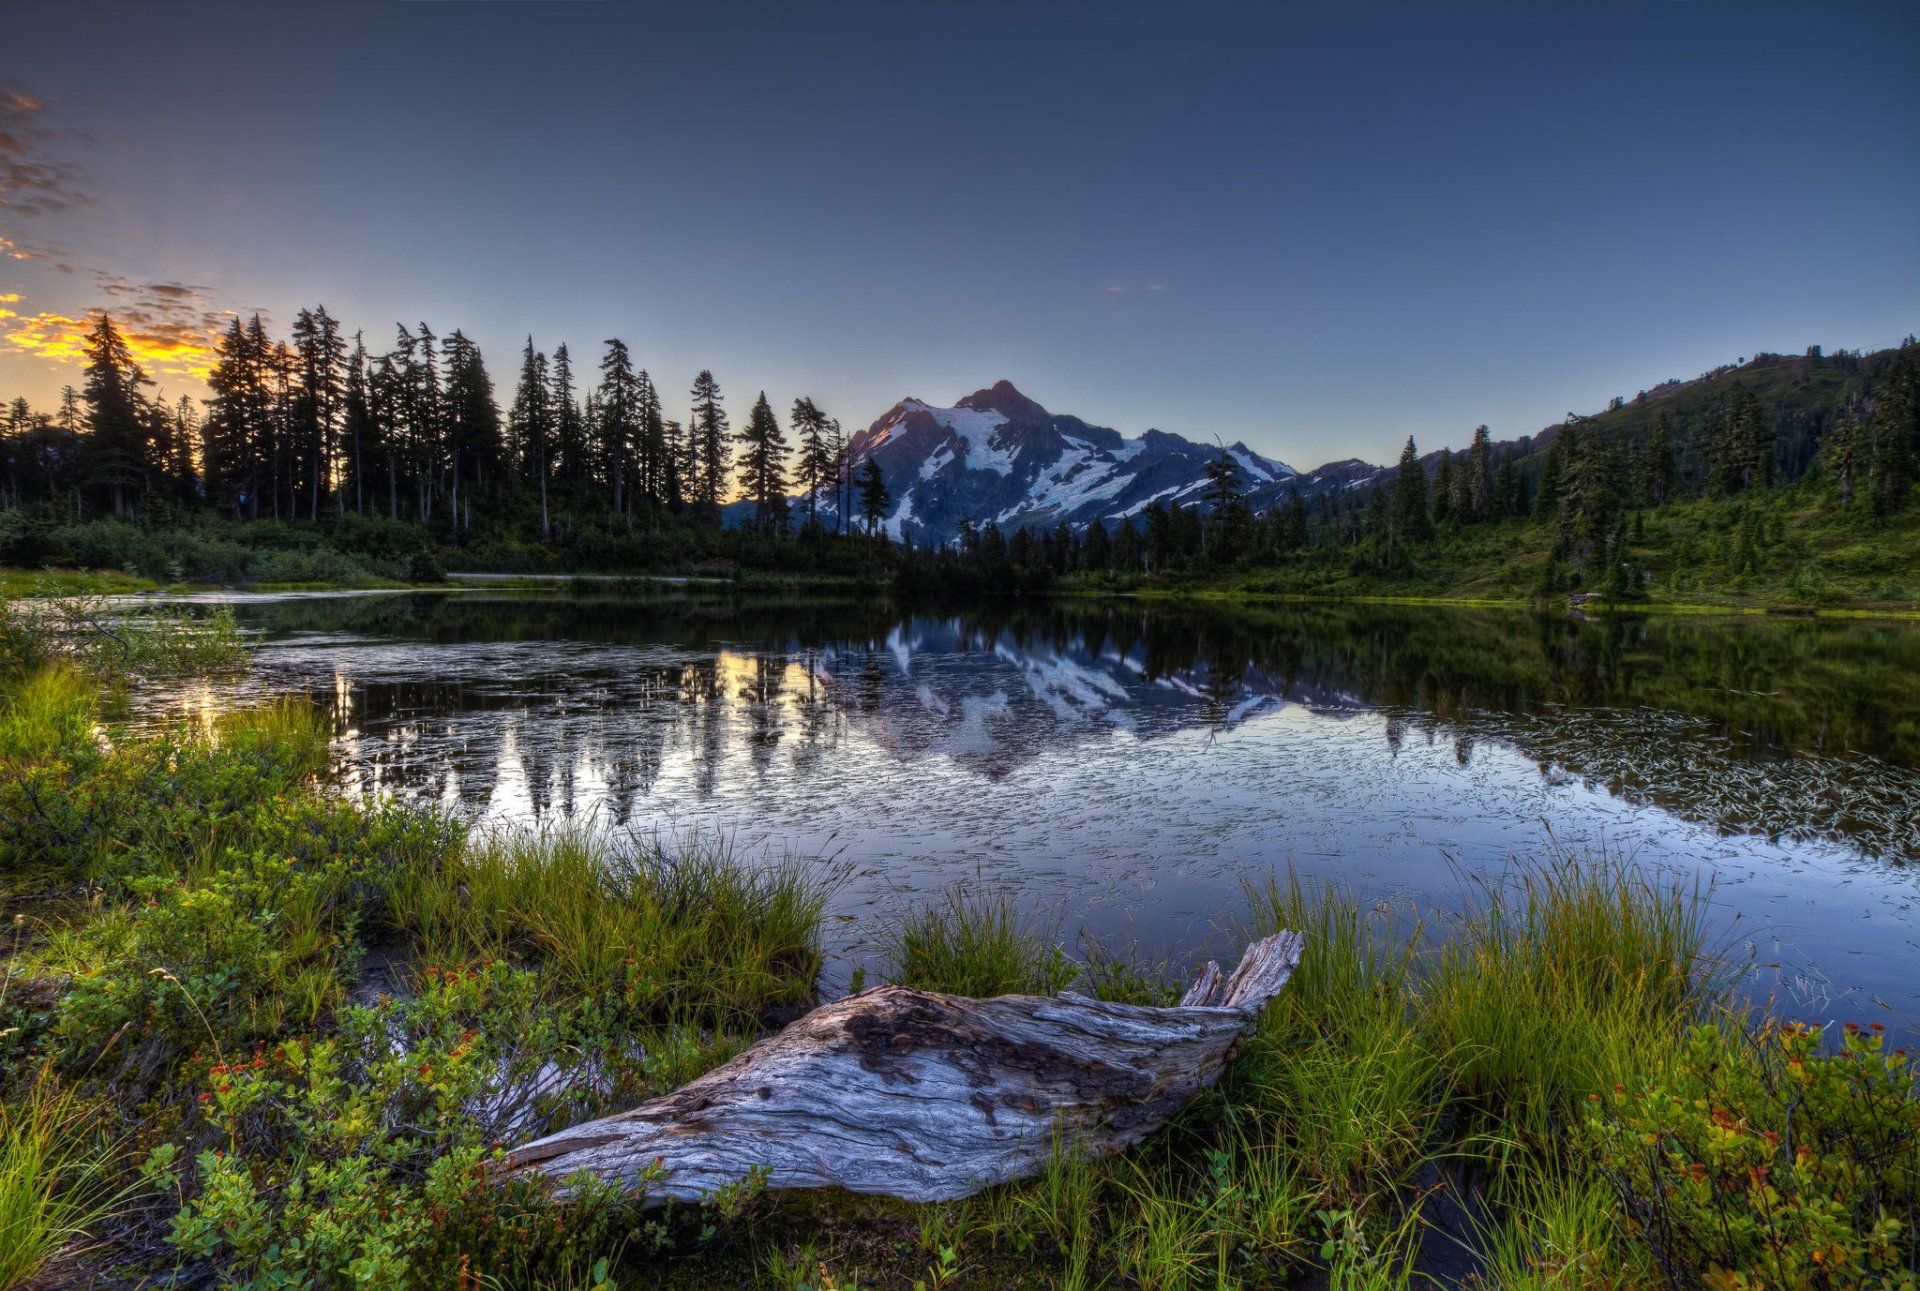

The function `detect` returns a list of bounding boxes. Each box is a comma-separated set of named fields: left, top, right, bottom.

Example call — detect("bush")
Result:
left=1586, top=1020, right=1920, bottom=1289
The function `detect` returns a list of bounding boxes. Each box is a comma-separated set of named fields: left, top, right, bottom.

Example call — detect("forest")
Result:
left=3, top=312, right=1918, bottom=607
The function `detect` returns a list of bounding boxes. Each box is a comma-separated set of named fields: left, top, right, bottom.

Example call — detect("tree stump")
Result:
left=501, top=930, right=1303, bottom=1204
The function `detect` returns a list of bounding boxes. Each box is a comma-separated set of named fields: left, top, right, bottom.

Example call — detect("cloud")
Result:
left=2, top=302, right=223, bottom=387
left=0, top=86, right=89, bottom=266
left=0, top=89, right=89, bottom=217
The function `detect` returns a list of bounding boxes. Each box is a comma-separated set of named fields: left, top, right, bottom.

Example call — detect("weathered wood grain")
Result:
left=501, top=930, right=1302, bottom=1204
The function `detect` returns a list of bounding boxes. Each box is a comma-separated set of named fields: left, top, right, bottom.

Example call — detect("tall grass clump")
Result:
left=392, top=826, right=838, bottom=1026
left=1234, top=874, right=1436, bottom=1216
left=0, top=1082, right=116, bottom=1291
left=880, top=883, right=1077, bottom=998
left=1420, top=852, right=1719, bottom=1145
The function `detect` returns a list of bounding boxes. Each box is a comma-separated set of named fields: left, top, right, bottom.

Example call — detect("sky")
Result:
left=2, top=1, right=1916, bottom=470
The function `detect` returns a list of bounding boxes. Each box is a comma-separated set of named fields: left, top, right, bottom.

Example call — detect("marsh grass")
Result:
left=1421, top=853, right=1720, bottom=1146
left=879, top=884, right=1077, bottom=998
left=392, top=825, right=840, bottom=1027
left=0, top=1078, right=117, bottom=1291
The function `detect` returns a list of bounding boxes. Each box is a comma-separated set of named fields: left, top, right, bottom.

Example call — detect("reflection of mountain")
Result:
left=133, top=591, right=1920, bottom=857
left=812, top=617, right=1358, bottom=777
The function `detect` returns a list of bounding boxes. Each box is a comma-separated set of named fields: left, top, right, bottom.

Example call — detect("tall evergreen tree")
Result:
left=1390, top=436, right=1431, bottom=551
left=736, top=391, right=790, bottom=536
left=1201, top=449, right=1251, bottom=560
left=1642, top=413, right=1675, bottom=506
left=1466, top=425, right=1494, bottom=520
left=441, top=329, right=499, bottom=527
left=857, top=455, right=890, bottom=538
left=509, top=337, right=553, bottom=535
left=689, top=370, right=729, bottom=515
left=595, top=339, right=640, bottom=520
left=290, top=305, right=345, bottom=519
left=80, top=314, right=155, bottom=515
left=791, top=396, right=835, bottom=528
left=341, top=332, right=374, bottom=515
left=550, top=343, right=586, bottom=499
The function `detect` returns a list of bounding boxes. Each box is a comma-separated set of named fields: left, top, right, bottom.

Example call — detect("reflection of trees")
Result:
left=220, top=590, right=1920, bottom=853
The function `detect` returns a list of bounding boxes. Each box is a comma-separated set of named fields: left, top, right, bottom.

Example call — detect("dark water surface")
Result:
left=136, top=591, right=1920, bottom=1029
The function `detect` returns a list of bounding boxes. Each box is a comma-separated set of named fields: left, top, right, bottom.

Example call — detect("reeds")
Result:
left=879, top=884, right=1076, bottom=998
left=391, top=825, right=839, bottom=1026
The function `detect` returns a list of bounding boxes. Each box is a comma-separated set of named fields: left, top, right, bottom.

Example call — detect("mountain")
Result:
left=771, top=345, right=1913, bottom=545
left=811, top=380, right=1300, bottom=544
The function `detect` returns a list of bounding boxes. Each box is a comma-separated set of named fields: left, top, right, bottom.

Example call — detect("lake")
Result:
left=135, top=590, right=1920, bottom=1028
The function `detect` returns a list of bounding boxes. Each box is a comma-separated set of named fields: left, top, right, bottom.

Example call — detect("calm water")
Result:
left=136, top=591, right=1920, bottom=1030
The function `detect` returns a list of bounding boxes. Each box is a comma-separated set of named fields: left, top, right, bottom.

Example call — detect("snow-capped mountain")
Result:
left=816, top=381, right=1302, bottom=545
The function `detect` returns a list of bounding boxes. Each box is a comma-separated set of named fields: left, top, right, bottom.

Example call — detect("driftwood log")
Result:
left=502, top=930, right=1303, bottom=1204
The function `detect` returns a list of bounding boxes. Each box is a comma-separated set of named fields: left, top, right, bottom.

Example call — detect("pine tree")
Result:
left=736, top=391, right=790, bottom=536
left=1713, top=387, right=1767, bottom=494
left=509, top=337, right=553, bottom=535
left=550, top=343, right=586, bottom=498
left=1390, top=436, right=1430, bottom=554
left=1433, top=452, right=1457, bottom=526
left=441, top=330, right=499, bottom=528
left=341, top=333, right=374, bottom=515
left=1865, top=349, right=1918, bottom=515
left=1112, top=515, right=1142, bottom=571
left=1642, top=413, right=1675, bottom=505
left=80, top=314, right=155, bottom=515
left=1082, top=518, right=1111, bottom=571
left=1466, top=425, right=1494, bottom=521
left=289, top=305, right=345, bottom=519
left=1202, top=449, right=1251, bottom=561
left=1284, top=487, right=1309, bottom=550
left=204, top=316, right=272, bottom=518
left=791, top=396, right=835, bottom=529
left=689, top=370, right=729, bottom=515
left=857, top=455, right=890, bottom=538
left=596, top=339, right=640, bottom=519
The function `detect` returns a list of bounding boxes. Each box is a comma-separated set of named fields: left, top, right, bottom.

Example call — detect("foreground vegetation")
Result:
left=1, top=604, right=1915, bottom=1289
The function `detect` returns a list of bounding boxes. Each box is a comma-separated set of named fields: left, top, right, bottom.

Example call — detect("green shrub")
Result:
left=1585, top=1020, right=1920, bottom=1290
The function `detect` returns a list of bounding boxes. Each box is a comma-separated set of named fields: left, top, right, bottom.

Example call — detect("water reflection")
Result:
left=134, top=592, right=1920, bottom=1027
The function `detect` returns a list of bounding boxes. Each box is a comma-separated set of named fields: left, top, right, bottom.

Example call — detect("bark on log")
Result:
left=501, top=930, right=1303, bottom=1205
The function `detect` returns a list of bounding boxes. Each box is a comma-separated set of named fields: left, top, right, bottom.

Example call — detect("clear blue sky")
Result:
left=3, top=1, right=1915, bottom=469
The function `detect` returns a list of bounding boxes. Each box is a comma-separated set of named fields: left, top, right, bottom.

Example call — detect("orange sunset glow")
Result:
left=1, top=303, right=222, bottom=388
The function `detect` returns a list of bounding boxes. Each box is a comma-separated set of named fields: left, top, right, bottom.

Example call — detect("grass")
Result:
left=2, top=611, right=1915, bottom=1289
left=879, top=884, right=1078, bottom=998
left=0, top=1078, right=117, bottom=1291
left=392, top=825, right=841, bottom=1026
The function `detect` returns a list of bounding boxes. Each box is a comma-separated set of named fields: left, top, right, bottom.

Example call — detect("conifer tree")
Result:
left=791, top=396, right=835, bottom=529
left=737, top=391, right=790, bottom=536
left=1466, top=425, right=1494, bottom=520
left=80, top=314, right=154, bottom=516
left=1082, top=518, right=1111, bottom=570
left=1284, top=487, right=1309, bottom=550
left=1390, top=436, right=1430, bottom=551
left=857, top=455, right=890, bottom=538
left=290, top=305, right=345, bottom=519
left=509, top=337, right=553, bottom=534
left=1202, top=449, right=1251, bottom=561
left=690, top=370, right=729, bottom=515
left=1433, top=452, right=1457, bottom=526
left=1642, top=413, right=1675, bottom=506
left=341, top=332, right=374, bottom=515
left=550, top=343, right=585, bottom=497
left=596, top=339, right=640, bottom=519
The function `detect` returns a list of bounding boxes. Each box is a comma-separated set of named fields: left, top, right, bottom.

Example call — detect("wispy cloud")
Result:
left=0, top=87, right=90, bottom=264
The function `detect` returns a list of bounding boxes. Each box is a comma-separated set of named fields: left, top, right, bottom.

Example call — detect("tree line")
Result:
left=907, top=344, right=1920, bottom=595
left=0, top=310, right=900, bottom=543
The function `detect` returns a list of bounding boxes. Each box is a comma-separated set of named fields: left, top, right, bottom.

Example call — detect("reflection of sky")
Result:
left=133, top=615, right=1920, bottom=1035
